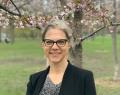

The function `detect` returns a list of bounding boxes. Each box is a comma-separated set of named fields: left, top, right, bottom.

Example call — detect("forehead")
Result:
left=45, top=28, right=67, bottom=39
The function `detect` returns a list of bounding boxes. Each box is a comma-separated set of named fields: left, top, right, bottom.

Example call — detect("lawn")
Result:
left=0, top=35, right=120, bottom=95
left=83, top=35, right=120, bottom=95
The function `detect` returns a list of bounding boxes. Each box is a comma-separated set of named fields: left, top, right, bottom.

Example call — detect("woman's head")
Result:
left=42, top=20, right=72, bottom=64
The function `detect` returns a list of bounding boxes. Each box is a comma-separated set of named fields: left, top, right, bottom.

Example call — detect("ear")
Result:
left=40, top=42, right=44, bottom=48
left=68, top=42, right=71, bottom=49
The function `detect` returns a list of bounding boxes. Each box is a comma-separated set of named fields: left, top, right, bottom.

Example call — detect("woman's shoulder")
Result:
left=31, top=70, right=46, bottom=77
left=29, top=67, right=49, bottom=81
left=70, top=64, right=94, bottom=77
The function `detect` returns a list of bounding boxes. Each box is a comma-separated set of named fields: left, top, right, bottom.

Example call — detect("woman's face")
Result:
left=42, top=28, right=70, bottom=64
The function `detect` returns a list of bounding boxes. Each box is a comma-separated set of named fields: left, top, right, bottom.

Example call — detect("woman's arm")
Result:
left=84, top=71, right=96, bottom=95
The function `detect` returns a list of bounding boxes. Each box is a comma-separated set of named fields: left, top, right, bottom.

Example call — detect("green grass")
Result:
left=83, top=35, right=120, bottom=95
left=0, top=38, right=43, bottom=60
left=0, top=38, right=45, bottom=95
left=0, top=35, right=120, bottom=95
left=0, top=63, right=45, bottom=95
left=83, top=35, right=120, bottom=78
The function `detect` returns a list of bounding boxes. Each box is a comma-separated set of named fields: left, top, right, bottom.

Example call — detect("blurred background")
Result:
left=0, top=0, right=120, bottom=95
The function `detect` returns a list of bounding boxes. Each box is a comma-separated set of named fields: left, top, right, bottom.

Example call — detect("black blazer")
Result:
left=26, top=62, right=96, bottom=95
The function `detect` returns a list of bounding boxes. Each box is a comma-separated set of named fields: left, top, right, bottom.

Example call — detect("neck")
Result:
left=49, top=60, right=68, bottom=75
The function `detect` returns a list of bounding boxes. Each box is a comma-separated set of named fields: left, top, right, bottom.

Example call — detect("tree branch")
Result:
left=80, top=21, right=120, bottom=42
left=13, top=1, right=31, bottom=11
left=111, top=22, right=120, bottom=26
left=0, top=4, right=21, bottom=16
left=81, top=26, right=105, bottom=42
left=0, top=0, right=21, bottom=16
left=20, top=16, right=41, bottom=30
left=9, top=0, right=21, bottom=17
left=0, top=3, right=41, bottom=30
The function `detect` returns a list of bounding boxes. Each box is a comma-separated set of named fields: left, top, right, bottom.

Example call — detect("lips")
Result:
left=49, top=51, right=61, bottom=56
left=49, top=52, right=61, bottom=54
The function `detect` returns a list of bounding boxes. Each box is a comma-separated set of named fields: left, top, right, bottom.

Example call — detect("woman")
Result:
left=26, top=20, right=96, bottom=95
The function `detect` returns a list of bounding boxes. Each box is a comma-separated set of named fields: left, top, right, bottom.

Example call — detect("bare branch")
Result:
left=21, top=16, right=41, bottom=30
left=0, top=3, right=21, bottom=16
left=0, top=0, right=21, bottom=16
left=0, top=2, right=42, bottom=30
left=9, top=0, right=21, bottom=17
left=81, top=26, right=105, bottom=42
left=111, top=22, right=120, bottom=26
left=13, top=1, right=31, bottom=11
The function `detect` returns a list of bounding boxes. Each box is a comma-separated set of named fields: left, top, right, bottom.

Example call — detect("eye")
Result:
left=57, top=40, right=66, bottom=45
left=45, top=40, right=53, bottom=45
left=44, top=40, right=54, bottom=46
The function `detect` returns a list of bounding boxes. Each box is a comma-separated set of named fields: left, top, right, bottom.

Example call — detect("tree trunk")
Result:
left=59, top=0, right=67, bottom=8
left=112, top=0, right=120, bottom=80
left=69, top=5, right=83, bottom=68
left=9, top=17, right=15, bottom=44
left=0, top=26, right=1, bottom=42
left=112, top=28, right=120, bottom=80
left=58, top=1, right=83, bottom=67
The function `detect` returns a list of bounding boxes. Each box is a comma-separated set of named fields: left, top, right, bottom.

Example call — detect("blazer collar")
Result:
left=34, top=60, right=73, bottom=95
left=59, top=61, right=73, bottom=95
left=33, top=67, right=49, bottom=95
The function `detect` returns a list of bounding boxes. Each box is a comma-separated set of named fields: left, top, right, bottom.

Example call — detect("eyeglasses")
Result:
left=43, top=39, right=68, bottom=47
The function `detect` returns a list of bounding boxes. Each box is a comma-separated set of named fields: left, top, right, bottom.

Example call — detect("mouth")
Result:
left=49, top=52, right=61, bottom=56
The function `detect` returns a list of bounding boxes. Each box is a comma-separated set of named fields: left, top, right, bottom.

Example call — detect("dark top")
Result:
left=26, top=61, right=96, bottom=95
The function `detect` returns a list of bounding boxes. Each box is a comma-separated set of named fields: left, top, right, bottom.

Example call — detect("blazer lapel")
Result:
left=33, top=67, right=50, bottom=95
left=33, top=62, right=73, bottom=95
left=59, top=63, right=73, bottom=95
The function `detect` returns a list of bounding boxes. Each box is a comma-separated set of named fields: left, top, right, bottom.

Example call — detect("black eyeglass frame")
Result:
left=43, top=39, right=69, bottom=47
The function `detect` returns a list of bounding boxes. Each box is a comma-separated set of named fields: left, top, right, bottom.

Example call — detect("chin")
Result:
left=51, top=60, right=60, bottom=64
left=49, top=58, right=62, bottom=64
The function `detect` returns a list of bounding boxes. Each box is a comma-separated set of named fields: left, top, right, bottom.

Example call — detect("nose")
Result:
left=51, top=43, right=59, bottom=49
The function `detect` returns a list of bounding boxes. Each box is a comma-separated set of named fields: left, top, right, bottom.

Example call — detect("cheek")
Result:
left=63, top=47, right=69, bottom=54
left=43, top=47, right=49, bottom=55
